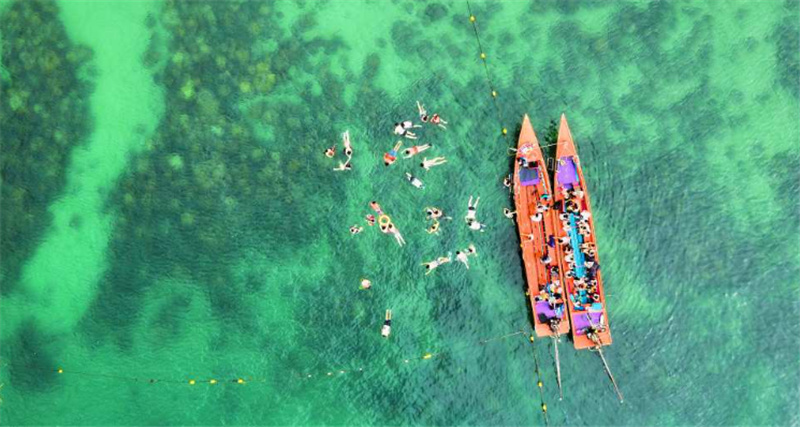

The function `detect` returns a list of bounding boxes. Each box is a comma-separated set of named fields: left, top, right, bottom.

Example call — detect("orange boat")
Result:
left=552, top=114, right=612, bottom=350
left=514, top=114, right=570, bottom=339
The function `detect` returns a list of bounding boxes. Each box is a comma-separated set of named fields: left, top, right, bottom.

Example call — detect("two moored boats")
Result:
left=514, top=113, right=611, bottom=349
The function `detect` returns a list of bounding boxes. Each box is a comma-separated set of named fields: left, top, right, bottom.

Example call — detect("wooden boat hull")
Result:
left=553, top=114, right=612, bottom=350
left=514, top=114, right=570, bottom=338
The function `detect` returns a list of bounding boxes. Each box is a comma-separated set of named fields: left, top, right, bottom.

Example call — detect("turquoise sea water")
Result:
left=1, top=1, right=799, bottom=426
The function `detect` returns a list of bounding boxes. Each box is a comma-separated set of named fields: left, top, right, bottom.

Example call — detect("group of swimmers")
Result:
left=327, top=130, right=354, bottom=171
left=353, top=201, right=407, bottom=247
left=422, top=243, right=477, bottom=275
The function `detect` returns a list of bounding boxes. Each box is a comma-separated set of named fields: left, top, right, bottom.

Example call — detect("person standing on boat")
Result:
left=381, top=310, right=392, bottom=338
left=384, top=141, right=403, bottom=166
left=420, top=156, right=447, bottom=171
left=404, top=144, right=432, bottom=158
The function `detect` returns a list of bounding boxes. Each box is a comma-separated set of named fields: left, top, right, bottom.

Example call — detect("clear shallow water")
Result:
left=1, top=1, right=798, bottom=426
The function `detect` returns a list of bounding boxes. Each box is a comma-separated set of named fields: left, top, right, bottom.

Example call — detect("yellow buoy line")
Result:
left=465, top=0, right=509, bottom=140
left=0, top=329, right=550, bottom=396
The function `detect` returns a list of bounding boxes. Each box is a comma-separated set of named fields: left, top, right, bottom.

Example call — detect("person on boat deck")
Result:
left=405, top=172, right=424, bottom=189
left=333, top=161, right=352, bottom=172
left=531, top=212, right=543, bottom=222
left=580, top=210, right=591, bottom=221
left=558, top=235, right=570, bottom=245
left=384, top=141, right=403, bottom=166
left=403, top=144, right=432, bottom=158
left=536, top=203, right=548, bottom=213
left=427, top=219, right=440, bottom=235
left=550, top=265, right=560, bottom=277
left=540, top=193, right=551, bottom=202
left=587, top=262, right=600, bottom=277
left=420, top=156, right=448, bottom=171
left=573, top=189, right=585, bottom=199
left=540, top=252, right=551, bottom=264
left=370, top=201, right=383, bottom=215
left=465, top=196, right=480, bottom=223
left=325, top=144, right=336, bottom=158
left=547, top=235, right=556, bottom=248
left=423, top=254, right=452, bottom=275
left=381, top=310, right=392, bottom=338
left=566, top=200, right=580, bottom=213
left=503, top=208, right=516, bottom=219
left=342, top=130, right=353, bottom=158
left=525, top=233, right=536, bottom=241
left=517, top=157, right=530, bottom=169
left=350, top=225, right=363, bottom=235
left=365, top=214, right=376, bottom=226
left=394, top=121, right=419, bottom=139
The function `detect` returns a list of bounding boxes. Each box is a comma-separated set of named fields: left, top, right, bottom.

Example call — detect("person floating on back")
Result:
left=333, top=161, right=351, bottom=172
left=420, top=156, right=447, bottom=171
left=342, top=130, right=353, bottom=158
left=403, top=144, right=432, bottom=158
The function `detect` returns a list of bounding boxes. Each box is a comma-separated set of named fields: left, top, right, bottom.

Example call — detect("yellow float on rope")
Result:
left=189, top=379, right=196, bottom=385
left=210, top=379, right=218, bottom=385
left=542, top=404, right=547, bottom=412
left=237, top=378, right=245, bottom=384
left=480, top=52, right=486, bottom=60
left=423, top=353, right=433, bottom=359
left=378, top=214, right=391, bottom=228
left=491, top=90, right=497, bottom=98
left=502, top=128, right=508, bottom=135
left=57, top=368, right=64, bottom=374
left=469, top=15, right=476, bottom=22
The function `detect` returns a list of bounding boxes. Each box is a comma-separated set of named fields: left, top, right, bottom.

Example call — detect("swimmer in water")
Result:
left=455, top=244, right=477, bottom=269
left=383, top=141, right=403, bottom=166
left=333, top=161, right=352, bottom=172
left=381, top=309, right=392, bottom=337
left=393, top=121, right=419, bottom=139
left=325, top=144, right=336, bottom=158
left=427, top=219, right=440, bottom=235
left=342, top=130, right=353, bottom=158
left=403, top=144, right=432, bottom=158
left=420, top=156, right=448, bottom=171
left=405, top=172, right=424, bottom=189
left=350, top=225, right=363, bottom=235
left=503, top=208, right=516, bottom=219
left=422, top=254, right=452, bottom=275
left=365, top=214, right=376, bottom=226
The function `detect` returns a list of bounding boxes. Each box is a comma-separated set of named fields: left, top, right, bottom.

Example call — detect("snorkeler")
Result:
left=381, top=309, right=392, bottom=338
left=393, top=121, right=419, bottom=139
left=403, top=144, right=432, bottom=158
left=384, top=141, right=403, bottom=166
left=405, top=172, right=424, bottom=189
left=465, top=196, right=480, bottom=223
left=416, top=101, right=447, bottom=129
left=425, top=206, right=451, bottom=221
left=455, top=244, right=477, bottom=269
left=420, top=156, right=447, bottom=171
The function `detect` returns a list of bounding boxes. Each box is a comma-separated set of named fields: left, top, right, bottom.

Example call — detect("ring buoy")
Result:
left=378, top=214, right=391, bottom=227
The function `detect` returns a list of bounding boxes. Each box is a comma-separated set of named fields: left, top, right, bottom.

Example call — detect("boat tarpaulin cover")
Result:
left=519, top=167, right=540, bottom=186
left=536, top=300, right=563, bottom=321
left=573, top=312, right=603, bottom=335
left=557, top=157, right=578, bottom=187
